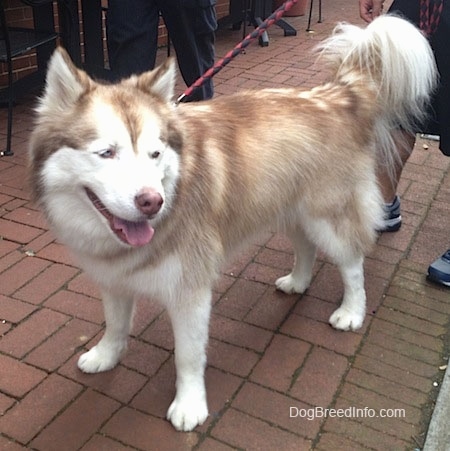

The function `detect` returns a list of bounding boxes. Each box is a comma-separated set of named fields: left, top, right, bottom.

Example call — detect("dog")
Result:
left=29, top=15, right=437, bottom=431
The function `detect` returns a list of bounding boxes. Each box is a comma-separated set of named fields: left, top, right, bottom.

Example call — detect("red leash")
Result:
left=176, top=0, right=299, bottom=103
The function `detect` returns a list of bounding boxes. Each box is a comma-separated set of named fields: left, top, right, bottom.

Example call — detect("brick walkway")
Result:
left=1, top=1, right=449, bottom=450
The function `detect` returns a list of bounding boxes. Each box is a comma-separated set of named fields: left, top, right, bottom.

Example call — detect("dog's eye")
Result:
left=150, top=150, right=161, bottom=159
left=98, top=148, right=116, bottom=159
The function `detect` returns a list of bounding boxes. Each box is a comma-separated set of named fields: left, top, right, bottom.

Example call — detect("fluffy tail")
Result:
left=316, top=14, right=438, bottom=174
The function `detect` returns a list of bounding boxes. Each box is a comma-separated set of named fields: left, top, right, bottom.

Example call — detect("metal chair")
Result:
left=306, top=0, right=323, bottom=32
left=0, top=0, right=57, bottom=156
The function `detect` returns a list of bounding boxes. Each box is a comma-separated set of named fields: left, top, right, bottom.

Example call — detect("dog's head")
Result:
left=29, top=47, right=182, bottom=252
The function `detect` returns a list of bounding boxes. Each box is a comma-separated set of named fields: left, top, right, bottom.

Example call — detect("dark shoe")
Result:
left=427, top=250, right=450, bottom=287
left=379, top=195, right=402, bottom=232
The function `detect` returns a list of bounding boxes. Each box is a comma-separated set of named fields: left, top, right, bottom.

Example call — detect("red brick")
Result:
left=223, top=244, right=261, bottom=277
left=250, top=334, right=310, bottom=392
left=0, top=238, right=18, bottom=258
left=0, top=392, right=15, bottom=415
left=353, top=354, right=430, bottom=393
left=0, top=436, right=25, bottom=451
left=30, top=390, right=120, bottom=451
left=0, top=217, right=43, bottom=244
left=67, top=272, right=101, bottom=299
left=368, top=319, right=442, bottom=364
left=244, top=288, right=297, bottom=330
left=306, top=263, right=343, bottom=304
left=338, top=382, right=422, bottom=426
left=197, top=438, right=236, bottom=451
left=209, top=313, right=272, bottom=353
left=364, top=256, right=397, bottom=280
left=0, top=374, right=82, bottom=444
left=215, top=278, right=267, bottom=320
left=208, top=337, right=260, bottom=377
left=0, top=256, right=51, bottom=296
left=0, top=354, right=46, bottom=397
left=290, top=347, right=348, bottom=407
left=130, top=298, right=165, bottom=337
left=387, top=284, right=450, bottom=314
left=37, top=242, right=76, bottom=266
left=240, top=262, right=287, bottom=285
left=14, top=263, right=79, bottom=304
left=233, top=382, right=320, bottom=439
left=24, top=318, right=102, bottom=371
left=324, top=416, right=411, bottom=450
left=0, top=294, right=37, bottom=323
left=121, top=337, right=170, bottom=377
left=212, top=408, right=310, bottom=450
left=80, top=435, right=135, bottom=451
left=102, top=407, right=200, bottom=450
left=199, top=367, right=243, bottom=431
left=3, top=207, right=48, bottom=229
left=213, top=273, right=236, bottom=295
left=139, top=310, right=174, bottom=350
left=44, top=290, right=104, bottom=324
left=254, top=247, right=294, bottom=270
left=0, top=192, right=13, bottom=206
left=293, top=295, right=337, bottom=323
left=316, top=432, right=371, bottom=451
left=0, top=308, right=69, bottom=358
left=25, top=230, right=57, bottom=254
left=359, top=342, right=437, bottom=379
left=58, top=353, right=148, bottom=404
left=281, top=314, right=362, bottom=356
left=130, top=359, right=176, bottom=419
left=346, top=368, right=428, bottom=408
left=377, top=306, right=446, bottom=337
left=383, top=295, right=448, bottom=325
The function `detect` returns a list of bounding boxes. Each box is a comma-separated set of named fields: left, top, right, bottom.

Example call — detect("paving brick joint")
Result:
left=1, top=1, right=449, bottom=450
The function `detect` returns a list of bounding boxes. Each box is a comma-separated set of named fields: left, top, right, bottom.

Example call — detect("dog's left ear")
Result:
left=135, top=57, right=176, bottom=103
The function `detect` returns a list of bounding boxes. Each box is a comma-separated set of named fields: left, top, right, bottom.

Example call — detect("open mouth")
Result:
left=85, top=188, right=154, bottom=247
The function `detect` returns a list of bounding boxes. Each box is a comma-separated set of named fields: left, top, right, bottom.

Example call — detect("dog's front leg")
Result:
left=78, top=291, right=134, bottom=373
left=329, top=256, right=366, bottom=331
left=166, top=288, right=212, bottom=431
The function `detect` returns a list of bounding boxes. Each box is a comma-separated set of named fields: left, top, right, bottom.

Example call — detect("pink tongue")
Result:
left=112, top=217, right=154, bottom=246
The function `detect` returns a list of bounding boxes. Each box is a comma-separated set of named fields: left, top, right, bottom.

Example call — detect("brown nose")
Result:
left=135, top=189, right=163, bottom=216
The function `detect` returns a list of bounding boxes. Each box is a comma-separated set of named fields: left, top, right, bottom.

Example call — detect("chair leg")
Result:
left=1, top=63, right=14, bottom=157
left=306, top=0, right=322, bottom=31
left=306, top=0, right=314, bottom=32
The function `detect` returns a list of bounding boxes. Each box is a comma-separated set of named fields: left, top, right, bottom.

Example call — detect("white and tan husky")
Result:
left=29, top=15, right=436, bottom=431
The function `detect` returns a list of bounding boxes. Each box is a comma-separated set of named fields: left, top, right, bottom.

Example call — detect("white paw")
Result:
left=329, top=306, right=364, bottom=331
left=166, top=393, right=208, bottom=431
left=275, top=273, right=309, bottom=294
left=77, top=345, right=122, bottom=373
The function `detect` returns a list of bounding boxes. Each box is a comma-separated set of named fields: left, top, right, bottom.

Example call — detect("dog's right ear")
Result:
left=135, top=57, right=176, bottom=103
left=38, top=47, right=93, bottom=114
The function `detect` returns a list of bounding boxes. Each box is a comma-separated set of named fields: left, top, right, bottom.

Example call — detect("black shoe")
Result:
left=379, top=195, right=402, bottom=232
left=427, top=250, right=450, bottom=287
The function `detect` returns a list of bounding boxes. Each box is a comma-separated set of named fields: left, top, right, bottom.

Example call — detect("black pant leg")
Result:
left=107, top=0, right=160, bottom=81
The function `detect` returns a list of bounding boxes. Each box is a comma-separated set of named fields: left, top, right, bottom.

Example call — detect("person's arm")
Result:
left=359, top=0, right=384, bottom=22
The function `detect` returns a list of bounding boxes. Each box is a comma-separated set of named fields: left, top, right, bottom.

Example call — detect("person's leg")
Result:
left=106, top=0, right=159, bottom=81
left=378, top=130, right=416, bottom=232
left=160, top=1, right=216, bottom=101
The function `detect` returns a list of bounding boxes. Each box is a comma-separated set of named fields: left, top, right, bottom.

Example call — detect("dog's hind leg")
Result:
left=329, top=255, right=366, bottom=331
left=276, top=226, right=316, bottom=295
left=78, top=291, right=135, bottom=373
left=166, top=287, right=212, bottom=431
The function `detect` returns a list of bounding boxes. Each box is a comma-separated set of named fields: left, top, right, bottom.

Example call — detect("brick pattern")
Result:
left=1, top=1, right=450, bottom=449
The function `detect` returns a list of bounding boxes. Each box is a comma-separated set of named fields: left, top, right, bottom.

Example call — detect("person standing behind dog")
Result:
left=106, top=0, right=217, bottom=101
left=359, top=0, right=450, bottom=287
